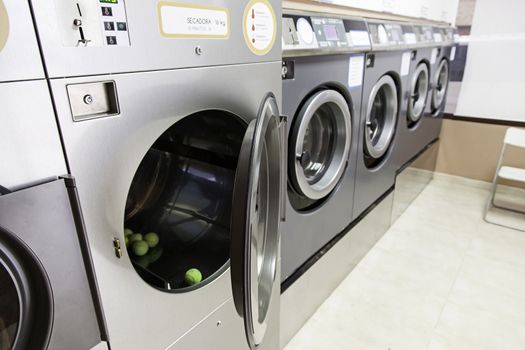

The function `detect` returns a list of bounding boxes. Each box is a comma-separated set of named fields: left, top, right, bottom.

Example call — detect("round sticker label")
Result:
left=243, top=0, right=276, bottom=55
left=0, top=0, right=9, bottom=51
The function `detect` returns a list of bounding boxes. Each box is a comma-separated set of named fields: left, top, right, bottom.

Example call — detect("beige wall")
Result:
left=436, top=119, right=525, bottom=187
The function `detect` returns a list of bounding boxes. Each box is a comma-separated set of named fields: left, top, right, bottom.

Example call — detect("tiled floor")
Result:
left=284, top=175, right=525, bottom=350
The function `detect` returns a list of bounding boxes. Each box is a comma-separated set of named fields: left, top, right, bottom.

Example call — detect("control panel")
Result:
left=311, top=17, right=348, bottom=48
left=414, top=25, right=435, bottom=44
left=53, top=0, right=130, bottom=47
left=401, top=25, right=417, bottom=46
left=367, top=21, right=405, bottom=48
left=282, top=13, right=370, bottom=54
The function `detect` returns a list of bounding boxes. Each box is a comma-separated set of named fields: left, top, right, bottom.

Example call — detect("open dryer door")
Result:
left=231, top=94, right=283, bottom=349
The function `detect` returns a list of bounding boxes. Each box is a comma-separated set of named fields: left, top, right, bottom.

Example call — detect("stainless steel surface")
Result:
left=364, top=74, right=398, bottom=159
left=67, top=81, right=119, bottom=121
left=290, top=90, right=351, bottom=200
left=391, top=142, right=438, bottom=223
left=0, top=80, right=67, bottom=190
left=0, top=0, right=44, bottom=82
left=407, top=62, right=430, bottom=123
left=49, top=61, right=281, bottom=350
left=281, top=192, right=394, bottom=348
left=31, top=0, right=282, bottom=78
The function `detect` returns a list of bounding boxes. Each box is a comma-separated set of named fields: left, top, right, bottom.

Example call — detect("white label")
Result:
left=404, top=33, right=417, bottom=45
left=450, top=46, right=456, bottom=61
left=348, top=54, right=365, bottom=88
left=159, top=4, right=229, bottom=38
left=244, top=0, right=276, bottom=55
left=349, top=30, right=370, bottom=47
left=431, top=48, right=438, bottom=64
left=433, top=33, right=443, bottom=43
left=400, top=51, right=411, bottom=76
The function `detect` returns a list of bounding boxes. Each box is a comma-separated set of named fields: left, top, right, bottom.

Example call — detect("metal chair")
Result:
left=483, top=127, right=525, bottom=230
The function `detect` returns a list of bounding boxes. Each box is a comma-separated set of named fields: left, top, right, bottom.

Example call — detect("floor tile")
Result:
left=284, top=175, right=525, bottom=350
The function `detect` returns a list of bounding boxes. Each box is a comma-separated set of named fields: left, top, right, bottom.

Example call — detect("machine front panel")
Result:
left=31, top=0, right=282, bottom=78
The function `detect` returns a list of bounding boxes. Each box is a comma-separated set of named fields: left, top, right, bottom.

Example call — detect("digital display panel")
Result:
left=100, top=0, right=118, bottom=3
left=323, top=25, right=338, bottom=41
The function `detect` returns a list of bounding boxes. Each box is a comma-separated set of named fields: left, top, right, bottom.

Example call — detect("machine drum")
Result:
left=124, top=111, right=246, bottom=292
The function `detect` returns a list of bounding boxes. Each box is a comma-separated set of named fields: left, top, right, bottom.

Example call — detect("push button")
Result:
left=101, top=7, right=112, bottom=16
left=106, top=36, right=117, bottom=45
left=104, top=22, right=115, bottom=31
left=117, top=22, right=127, bottom=31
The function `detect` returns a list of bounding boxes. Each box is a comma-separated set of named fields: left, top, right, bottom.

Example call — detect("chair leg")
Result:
left=483, top=178, right=498, bottom=223
left=484, top=143, right=507, bottom=223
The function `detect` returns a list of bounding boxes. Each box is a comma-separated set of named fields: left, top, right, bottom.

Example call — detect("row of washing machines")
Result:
left=280, top=11, right=456, bottom=284
left=0, top=1, right=453, bottom=350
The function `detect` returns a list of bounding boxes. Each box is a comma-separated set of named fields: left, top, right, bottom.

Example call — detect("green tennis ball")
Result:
left=148, top=247, right=163, bottom=264
left=135, top=255, right=150, bottom=268
left=124, top=228, right=133, bottom=237
left=144, top=232, right=159, bottom=248
left=129, top=233, right=143, bottom=243
left=125, top=235, right=130, bottom=248
left=184, top=268, right=202, bottom=286
left=132, top=240, right=149, bottom=256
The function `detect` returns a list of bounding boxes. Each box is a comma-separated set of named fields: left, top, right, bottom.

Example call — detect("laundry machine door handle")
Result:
left=230, top=93, right=281, bottom=349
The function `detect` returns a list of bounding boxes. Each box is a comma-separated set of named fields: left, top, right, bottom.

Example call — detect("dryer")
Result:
left=31, top=1, right=283, bottom=349
left=0, top=1, right=108, bottom=349
left=393, top=24, right=436, bottom=168
left=280, top=11, right=370, bottom=283
left=352, top=20, right=407, bottom=220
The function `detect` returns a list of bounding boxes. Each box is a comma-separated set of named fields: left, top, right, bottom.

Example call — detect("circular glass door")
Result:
left=289, top=90, right=351, bottom=210
left=407, top=62, right=429, bottom=126
left=0, top=228, right=53, bottom=350
left=124, top=111, right=246, bottom=292
left=432, top=59, right=449, bottom=112
left=0, top=264, right=19, bottom=350
left=365, top=75, right=398, bottom=161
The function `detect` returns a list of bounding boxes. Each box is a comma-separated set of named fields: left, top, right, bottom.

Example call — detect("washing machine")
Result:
left=418, top=25, right=452, bottom=145
left=0, top=1, right=108, bottom=349
left=0, top=178, right=109, bottom=350
left=352, top=19, right=407, bottom=221
left=392, top=24, right=436, bottom=168
left=31, top=1, right=283, bottom=349
left=280, top=11, right=370, bottom=283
